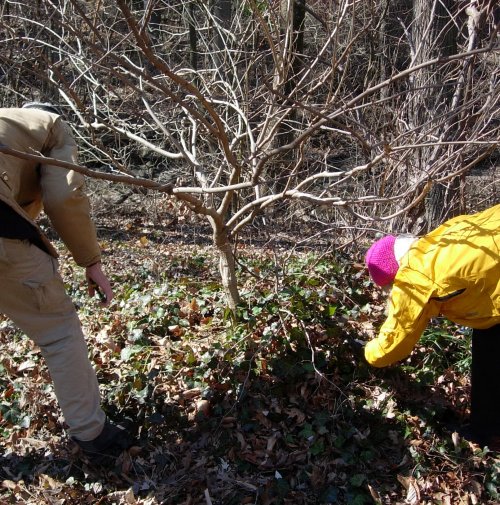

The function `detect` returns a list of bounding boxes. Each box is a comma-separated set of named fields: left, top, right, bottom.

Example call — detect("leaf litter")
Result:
left=1, top=209, right=499, bottom=504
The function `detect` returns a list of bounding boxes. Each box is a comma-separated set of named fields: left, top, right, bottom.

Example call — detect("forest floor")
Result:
left=0, top=200, right=499, bottom=505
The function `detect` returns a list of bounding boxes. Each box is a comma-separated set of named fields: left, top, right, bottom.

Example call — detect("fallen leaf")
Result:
left=397, top=475, right=421, bottom=505
left=2, top=480, right=19, bottom=491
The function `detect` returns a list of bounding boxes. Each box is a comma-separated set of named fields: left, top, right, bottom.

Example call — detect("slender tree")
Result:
left=0, top=0, right=497, bottom=310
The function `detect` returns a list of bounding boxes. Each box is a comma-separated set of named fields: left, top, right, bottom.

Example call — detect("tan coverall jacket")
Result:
left=0, top=107, right=101, bottom=267
left=0, top=108, right=105, bottom=441
left=365, top=204, right=500, bottom=368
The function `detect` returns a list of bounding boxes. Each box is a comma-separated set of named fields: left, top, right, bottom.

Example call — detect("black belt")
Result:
left=0, top=200, right=50, bottom=253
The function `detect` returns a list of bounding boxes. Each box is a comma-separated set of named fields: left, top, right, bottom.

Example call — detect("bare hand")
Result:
left=85, top=262, right=114, bottom=307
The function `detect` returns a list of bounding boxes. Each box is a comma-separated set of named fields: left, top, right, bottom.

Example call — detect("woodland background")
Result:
left=0, top=1, right=499, bottom=504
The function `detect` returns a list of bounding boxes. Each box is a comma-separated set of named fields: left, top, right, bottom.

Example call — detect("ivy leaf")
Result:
left=120, top=345, right=142, bottom=362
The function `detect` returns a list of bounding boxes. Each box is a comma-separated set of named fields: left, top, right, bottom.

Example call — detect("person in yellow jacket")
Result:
left=364, top=203, right=500, bottom=450
left=0, top=104, right=132, bottom=461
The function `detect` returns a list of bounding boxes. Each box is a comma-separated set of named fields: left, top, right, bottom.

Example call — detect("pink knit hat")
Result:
left=365, top=235, right=399, bottom=287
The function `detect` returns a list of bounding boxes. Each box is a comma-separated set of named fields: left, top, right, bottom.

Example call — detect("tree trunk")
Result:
left=378, top=0, right=412, bottom=100
left=213, top=0, right=232, bottom=80
left=273, top=0, right=306, bottom=192
left=188, top=2, right=199, bottom=74
left=409, top=0, right=459, bottom=232
left=215, top=230, right=240, bottom=314
left=144, top=0, right=162, bottom=47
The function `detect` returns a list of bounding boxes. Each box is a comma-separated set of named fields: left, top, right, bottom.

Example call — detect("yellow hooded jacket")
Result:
left=0, top=107, right=101, bottom=267
left=365, top=204, right=500, bottom=368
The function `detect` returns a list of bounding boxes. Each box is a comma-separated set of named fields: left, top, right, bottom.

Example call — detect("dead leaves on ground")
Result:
left=1, top=235, right=500, bottom=504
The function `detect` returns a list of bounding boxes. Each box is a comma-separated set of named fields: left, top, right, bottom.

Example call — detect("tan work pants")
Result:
left=0, top=238, right=105, bottom=441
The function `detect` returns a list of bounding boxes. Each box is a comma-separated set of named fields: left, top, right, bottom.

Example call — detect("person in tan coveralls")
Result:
left=0, top=104, right=131, bottom=460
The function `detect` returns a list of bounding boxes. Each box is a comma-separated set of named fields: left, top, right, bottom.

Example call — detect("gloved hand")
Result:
left=347, top=338, right=366, bottom=361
